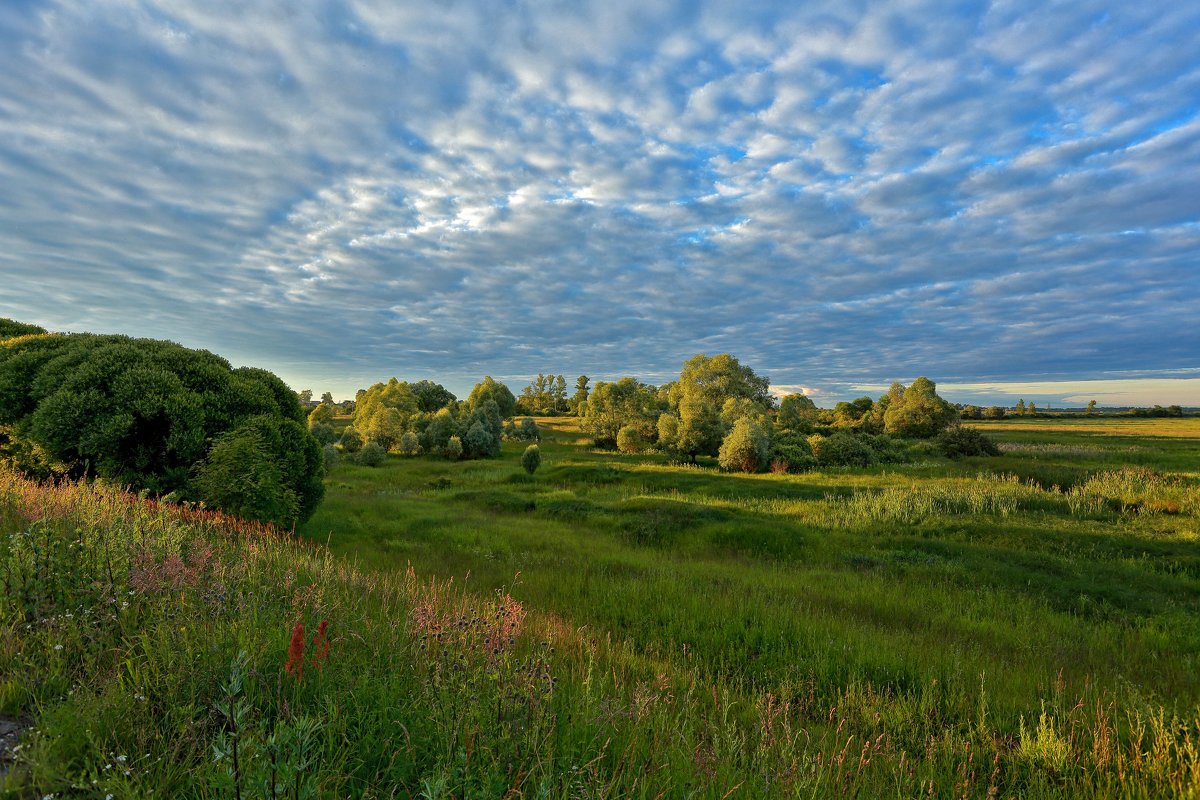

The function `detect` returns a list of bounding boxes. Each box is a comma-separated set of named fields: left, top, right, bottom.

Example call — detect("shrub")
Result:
left=444, top=435, right=463, bottom=460
left=193, top=427, right=300, bottom=527
left=518, top=417, right=541, bottom=441
left=521, top=444, right=541, bottom=475
left=307, top=402, right=335, bottom=428
left=398, top=431, right=420, bottom=456
left=356, top=441, right=387, bottom=467
left=0, top=331, right=324, bottom=522
left=809, top=431, right=876, bottom=468
left=718, top=418, right=770, bottom=473
left=339, top=425, right=363, bottom=453
left=934, top=425, right=1001, bottom=459
left=309, top=422, right=337, bottom=446
left=322, top=443, right=339, bottom=471
left=616, top=425, right=644, bottom=454
left=769, top=430, right=817, bottom=472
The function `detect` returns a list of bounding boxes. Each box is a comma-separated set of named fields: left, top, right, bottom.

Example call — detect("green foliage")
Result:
left=355, top=441, right=387, bottom=467
left=307, top=402, right=335, bottom=428
left=461, top=400, right=502, bottom=459
left=768, top=430, right=817, bottom=472
left=521, top=444, right=541, bottom=474
left=409, top=380, right=457, bottom=413
left=984, top=406, right=1007, bottom=420
left=444, top=435, right=463, bottom=460
left=718, top=418, right=770, bottom=472
left=935, top=425, right=1001, bottom=459
left=0, top=331, right=323, bottom=523
left=777, top=392, right=819, bottom=431
left=809, top=430, right=877, bottom=467
left=338, top=426, right=363, bottom=453
left=516, top=373, right=568, bottom=415
left=0, top=318, right=47, bottom=340
left=398, top=431, right=420, bottom=456
left=882, top=377, right=959, bottom=438
left=465, top=376, right=516, bottom=418
left=322, top=443, right=339, bottom=471
left=193, top=426, right=301, bottom=527
left=616, top=425, right=644, bottom=454
left=570, top=375, right=590, bottom=415
left=308, top=422, right=337, bottom=446
left=582, top=377, right=661, bottom=448
left=671, top=352, right=772, bottom=410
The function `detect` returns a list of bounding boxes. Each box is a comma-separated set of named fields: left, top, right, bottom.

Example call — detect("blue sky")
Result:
left=2, top=0, right=1198, bottom=406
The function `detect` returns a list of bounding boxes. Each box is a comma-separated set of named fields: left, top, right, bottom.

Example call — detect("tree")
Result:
left=0, top=330, right=323, bottom=524
left=307, top=402, right=335, bottom=428
left=193, top=427, right=299, bottom=527
left=398, top=431, right=420, bottom=456
left=670, top=353, right=772, bottom=411
left=356, top=441, right=387, bottom=467
left=320, top=391, right=334, bottom=406
left=1085, top=400, right=1097, bottom=415
left=570, top=376, right=590, bottom=415
left=616, top=425, right=644, bottom=454
left=777, top=393, right=819, bottom=431
left=339, top=426, right=363, bottom=453
left=309, top=422, right=337, bottom=445
left=521, top=444, right=541, bottom=475
left=582, top=378, right=661, bottom=448
left=297, top=389, right=313, bottom=404
left=410, top=380, right=456, bottom=413
left=465, top=376, right=516, bottom=419
left=1016, top=399, right=1026, bottom=415
left=673, top=396, right=724, bottom=463
left=718, top=418, right=770, bottom=473
left=882, top=377, right=958, bottom=438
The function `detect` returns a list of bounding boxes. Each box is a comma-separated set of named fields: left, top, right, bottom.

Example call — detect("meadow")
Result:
left=1, top=416, right=1198, bottom=797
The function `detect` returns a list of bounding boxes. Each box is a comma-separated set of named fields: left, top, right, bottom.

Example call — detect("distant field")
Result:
left=294, top=414, right=1200, bottom=796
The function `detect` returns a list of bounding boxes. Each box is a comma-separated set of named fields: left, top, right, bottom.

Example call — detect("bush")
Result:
left=934, top=425, right=1001, bottom=459
left=522, top=444, right=541, bottom=475
left=309, top=422, right=337, bottom=446
left=0, top=330, right=324, bottom=523
left=768, top=430, right=817, bottom=472
left=808, top=431, right=876, bottom=468
left=616, top=425, right=644, bottom=454
left=356, top=441, right=387, bottom=467
left=444, top=436, right=463, bottom=460
left=322, top=443, right=339, bottom=471
left=193, top=427, right=300, bottom=527
left=398, top=431, right=420, bottom=456
left=718, top=419, right=770, bottom=473
left=339, top=425, right=363, bottom=453
left=518, top=417, right=541, bottom=441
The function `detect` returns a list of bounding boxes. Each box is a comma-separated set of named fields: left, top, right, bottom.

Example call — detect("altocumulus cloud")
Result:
left=1, top=0, right=1198, bottom=401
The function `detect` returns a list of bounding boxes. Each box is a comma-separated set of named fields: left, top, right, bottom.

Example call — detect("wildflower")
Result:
left=54, top=644, right=63, bottom=651
left=311, top=620, right=330, bottom=670
left=285, top=621, right=305, bottom=679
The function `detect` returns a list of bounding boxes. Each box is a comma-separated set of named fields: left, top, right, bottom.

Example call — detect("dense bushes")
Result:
left=0, top=329, right=323, bottom=526
left=935, top=425, right=1001, bottom=459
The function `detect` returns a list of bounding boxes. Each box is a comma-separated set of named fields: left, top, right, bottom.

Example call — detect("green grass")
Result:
left=2, top=416, right=1199, bottom=797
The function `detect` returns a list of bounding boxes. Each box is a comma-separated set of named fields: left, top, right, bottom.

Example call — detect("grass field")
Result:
left=2, top=416, right=1198, bottom=797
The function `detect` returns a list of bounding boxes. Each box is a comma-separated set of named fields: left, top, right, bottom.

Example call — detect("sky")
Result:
left=2, top=0, right=1198, bottom=407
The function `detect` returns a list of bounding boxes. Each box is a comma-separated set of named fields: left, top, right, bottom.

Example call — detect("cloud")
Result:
left=2, top=0, right=1198, bottom=402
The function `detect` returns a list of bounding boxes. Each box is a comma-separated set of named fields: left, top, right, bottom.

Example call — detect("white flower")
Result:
left=54, top=644, right=63, bottom=651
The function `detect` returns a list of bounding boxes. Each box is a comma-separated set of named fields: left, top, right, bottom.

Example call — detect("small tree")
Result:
left=309, top=422, right=337, bottom=445
left=356, top=441, right=387, bottom=467
left=322, top=443, right=339, bottom=471
left=193, top=427, right=300, bottom=527
left=1085, top=400, right=1097, bottom=415
left=307, top=402, right=335, bottom=428
left=398, top=431, right=420, bottom=456
left=616, top=425, right=644, bottom=454
left=339, top=426, right=363, bottom=453
left=718, top=418, right=770, bottom=473
left=444, top=435, right=463, bottom=460
left=518, top=417, right=541, bottom=441
left=521, top=444, right=541, bottom=475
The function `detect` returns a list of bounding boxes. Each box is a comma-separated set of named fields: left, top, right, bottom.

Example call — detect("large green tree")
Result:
left=882, top=377, right=959, bottom=438
left=670, top=353, right=772, bottom=411
left=465, top=376, right=516, bottom=419
left=582, top=378, right=661, bottom=448
left=0, top=330, right=323, bottom=526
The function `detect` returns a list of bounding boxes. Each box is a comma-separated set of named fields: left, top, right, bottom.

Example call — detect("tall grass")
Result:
left=4, top=465, right=1200, bottom=797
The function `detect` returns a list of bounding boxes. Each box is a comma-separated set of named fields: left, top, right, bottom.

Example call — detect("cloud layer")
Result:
left=2, top=0, right=1198, bottom=401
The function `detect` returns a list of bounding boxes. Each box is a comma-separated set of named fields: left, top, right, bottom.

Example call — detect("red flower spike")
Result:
left=285, top=621, right=305, bottom=679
